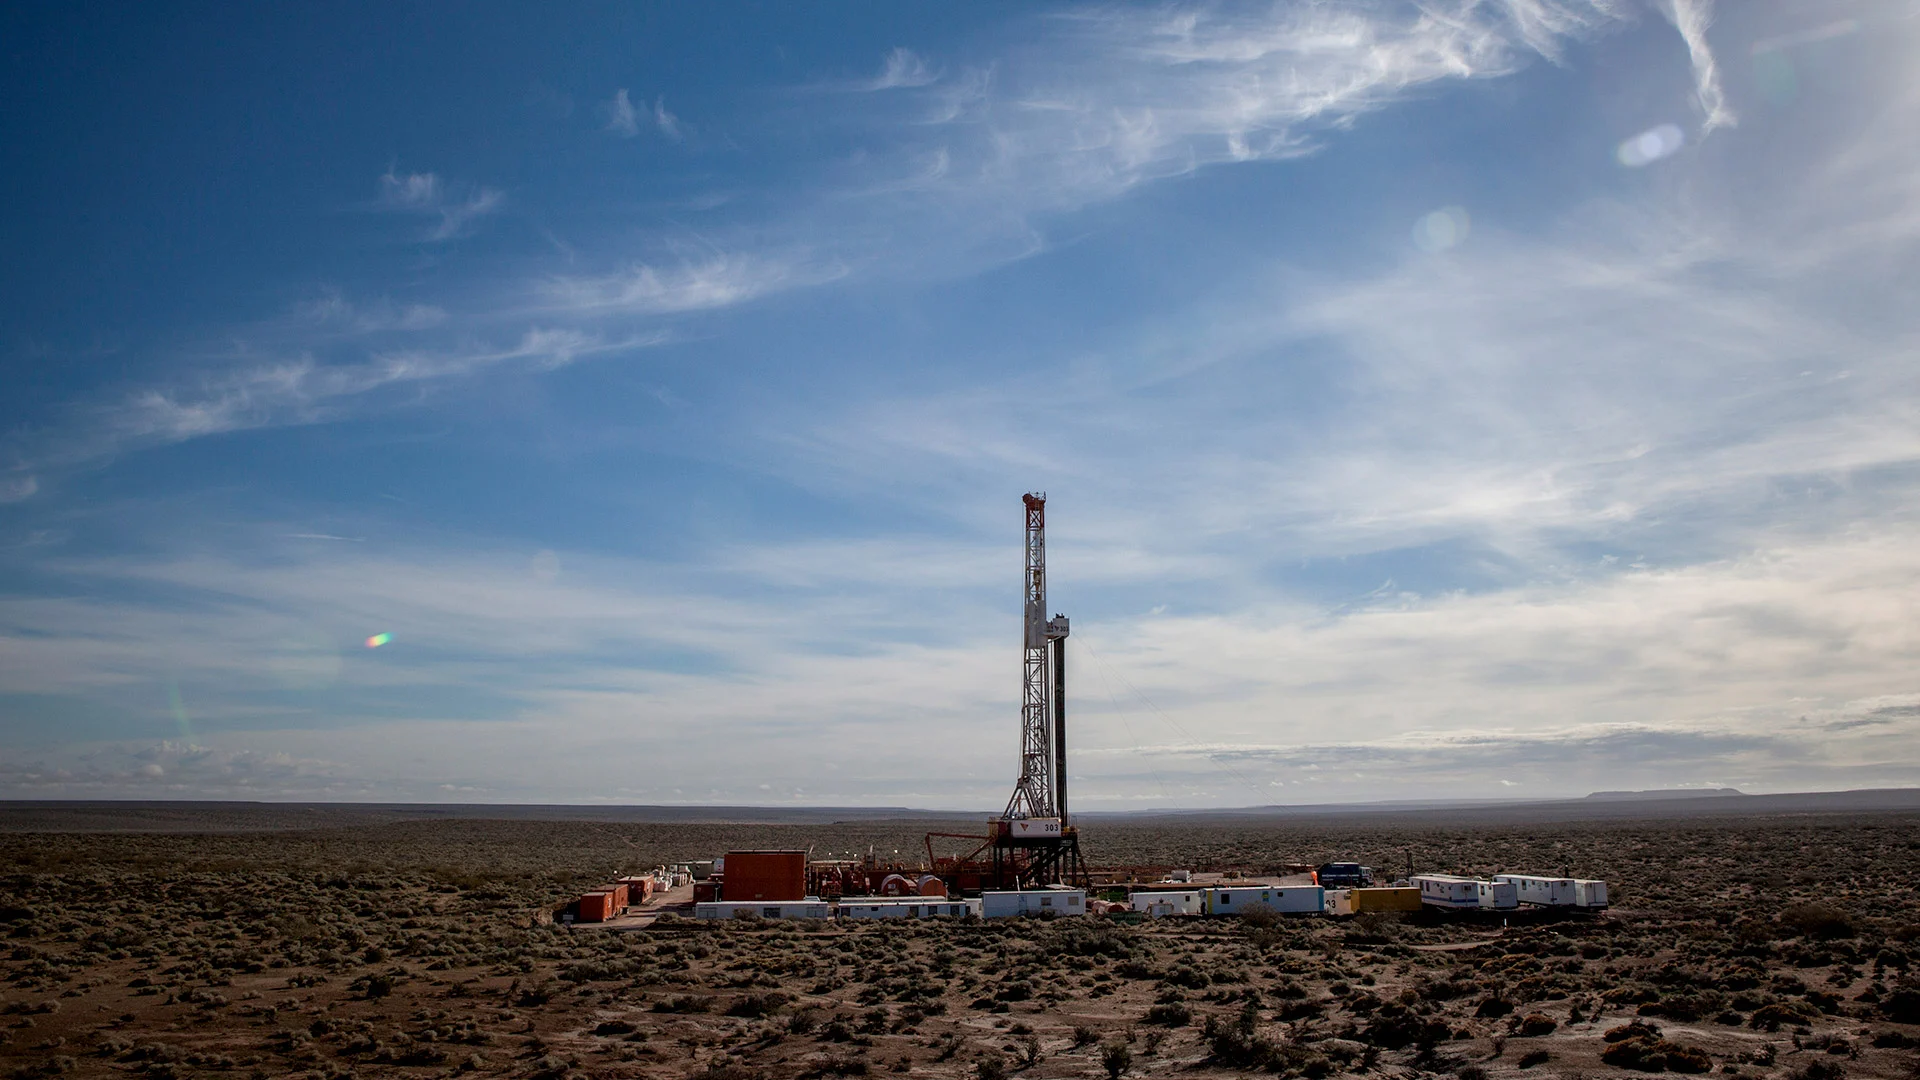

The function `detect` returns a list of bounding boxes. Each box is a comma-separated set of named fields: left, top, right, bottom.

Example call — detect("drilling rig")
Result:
left=995, top=493, right=1086, bottom=885
left=923, top=493, right=1086, bottom=888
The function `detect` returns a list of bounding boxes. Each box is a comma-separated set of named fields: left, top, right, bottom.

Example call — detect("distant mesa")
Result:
left=1583, top=788, right=1744, bottom=801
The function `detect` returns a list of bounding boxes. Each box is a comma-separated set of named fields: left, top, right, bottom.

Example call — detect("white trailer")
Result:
left=1130, top=890, right=1205, bottom=918
left=836, top=900, right=979, bottom=919
left=1204, top=886, right=1324, bottom=916
left=1490, top=875, right=1608, bottom=909
left=1495, top=874, right=1578, bottom=906
left=980, top=888, right=1086, bottom=918
left=1478, top=880, right=1519, bottom=909
left=1414, top=875, right=1476, bottom=908
left=1414, top=875, right=1518, bottom=910
left=694, top=900, right=831, bottom=921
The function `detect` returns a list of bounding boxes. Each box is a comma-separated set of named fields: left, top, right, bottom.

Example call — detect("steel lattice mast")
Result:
left=1005, top=493, right=1069, bottom=820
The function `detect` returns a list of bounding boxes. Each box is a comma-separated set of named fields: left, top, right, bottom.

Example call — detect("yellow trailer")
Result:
left=1347, top=887, right=1422, bottom=913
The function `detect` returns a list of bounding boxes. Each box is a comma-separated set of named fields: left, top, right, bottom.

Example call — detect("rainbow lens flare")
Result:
left=365, top=632, right=392, bottom=648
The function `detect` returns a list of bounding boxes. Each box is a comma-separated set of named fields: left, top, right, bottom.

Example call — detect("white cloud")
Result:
left=768, top=56, right=1920, bottom=572
left=0, top=742, right=373, bottom=800
left=376, top=168, right=505, bottom=241
left=887, top=0, right=1636, bottom=213
left=377, top=169, right=441, bottom=208
left=732, top=0, right=1728, bottom=289
left=31, top=328, right=658, bottom=465
left=5, top=518, right=1920, bottom=804
left=604, top=89, right=681, bottom=139
left=652, top=96, right=684, bottom=140
left=290, top=288, right=448, bottom=334
left=1660, top=0, right=1736, bottom=130
left=540, top=252, right=844, bottom=315
left=606, top=88, right=641, bottom=137
left=0, top=475, right=36, bottom=504
left=871, top=47, right=938, bottom=90
left=7, top=1, right=1918, bottom=804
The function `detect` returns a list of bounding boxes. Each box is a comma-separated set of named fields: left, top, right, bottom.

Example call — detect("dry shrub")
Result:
left=1781, top=904, right=1857, bottom=941
left=1515, top=1013, right=1557, bottom=1037
left=1600, top=1029, right=1713, bottom=1074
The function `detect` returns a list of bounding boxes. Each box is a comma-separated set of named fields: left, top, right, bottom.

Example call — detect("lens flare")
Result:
left=1616, top=124, right=1684, bottom=167
left=167, top=679, right=193, bottom=741
left=1412, top=206, right=1470, bottom=252
left=365, top=632, right=392, bottom=648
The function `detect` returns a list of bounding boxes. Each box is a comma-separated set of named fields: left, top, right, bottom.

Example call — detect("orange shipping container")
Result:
left=608, top=884, right=630, bottom=908
left=576, top=891, right=614, bottom=923
left=723, top=850, right=807, bottom=902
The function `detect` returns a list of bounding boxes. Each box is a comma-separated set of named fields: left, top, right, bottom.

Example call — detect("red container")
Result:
left=608, top=884, right=630, bottom=909
left=723, top=851, right=807, bottom=902
left=576, top=891, right=614, bottom=923
left=693, top=881, right=717, bottom=903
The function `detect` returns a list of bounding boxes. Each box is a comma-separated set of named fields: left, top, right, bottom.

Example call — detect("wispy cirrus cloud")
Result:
left=605, top=89, right=683, bottom=139
left=652, top=97, right=685, bottom=140
left=539, top=252, right=846, bottom=316
left=0, top=475, right=38, bottom=504
left=869, top=47, right=939, bottom=90
left=376, top=167, right=505, bottom=241
left=21, top=328, right=658, bottom=470
left=862, top=0, right=1639, bottom=214
left=737, top=0, right=1717, bottom=289
left=1660, top=0, right=1736, bottom=130
left=605, top=88, right=641, bottom=137
left=289, top=288, right=449, bottom=335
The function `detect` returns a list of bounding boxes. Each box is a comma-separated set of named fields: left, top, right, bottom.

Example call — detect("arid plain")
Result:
left=2, top=805, right=1917, bottom=1080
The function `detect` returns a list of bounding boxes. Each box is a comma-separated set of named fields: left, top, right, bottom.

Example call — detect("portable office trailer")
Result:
left=1204, top=886, right=1324, bottom=916
left=836, top=900, right=978, bottom=919
left=1572, top=880, right=1609, bottom=908
left=1413, top=875, right=1482, bottom=909
left=1477, top=880, right=1518, bottom=909
left=694, top=901, right=831, bottom=921
left=1130, top=890, right=1204, bottom=917
left=1494, top=875, right=1578, bottom=907
left=979, top=888, right=1086, bottom=918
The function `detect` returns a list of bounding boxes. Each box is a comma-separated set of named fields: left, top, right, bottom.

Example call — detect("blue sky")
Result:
left=3, top=0, right=1919, bottom=806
